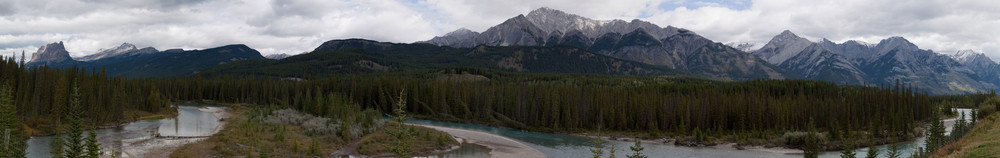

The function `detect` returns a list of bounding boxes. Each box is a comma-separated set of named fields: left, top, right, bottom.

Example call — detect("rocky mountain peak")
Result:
left=952, top=49, right=996, bottom=66
left=28, top=41, right=73, bottom=65
left=445, top=28, right=477, bottom=37
left=77, top=42, right=156, bottom=61
left=777, top=30, right=799, bottom=38
left=876, top=36, right=919, bottom=52
left=753, top=30, right=814, bottom=64
left=953, top=49, right=982, bottom=60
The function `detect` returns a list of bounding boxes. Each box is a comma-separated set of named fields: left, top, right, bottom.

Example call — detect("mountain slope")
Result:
left=752, top=31, right=866, bottom=84
left=76, top=43, right=159, bottom=61
left=90, top=44, right=265, bottom=78
left=200, top=39, right=687, bottom=77
left=418, top=7, right=789, bottom=80
left=754, top=30, right=993, bottom=94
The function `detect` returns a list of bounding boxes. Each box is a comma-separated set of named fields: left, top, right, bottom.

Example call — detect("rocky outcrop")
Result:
left=27, top=42, right=74, bottom=65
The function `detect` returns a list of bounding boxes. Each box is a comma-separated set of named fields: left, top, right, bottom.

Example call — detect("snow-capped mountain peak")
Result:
left=77, top=43, right=158, bottom=61
left=952, top=49, right=982, bottom=61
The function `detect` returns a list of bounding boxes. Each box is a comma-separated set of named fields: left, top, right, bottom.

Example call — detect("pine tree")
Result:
left=865, top=144, right=879, bottom=158
left=925, top=109, right=945, bottom=152
left=385, top=89, right=412, bottom=158
left=608, top=143, right=617, bottom=158
left=840, top=134, right=856, bottom=158
left=627, top=137, right=647, bottom=158
left=85, top=130, right=101, bottom=158
left=50, top=123, right=64, bottom=157
left=64, top=85, right=86, bottom=158
left=804, top=118, right=821, bottom=158
left=0, top=85, right=26, bottom=158
left=885, top=141, right=901, bottom=158
left=591, top=129, right=605, bottom=158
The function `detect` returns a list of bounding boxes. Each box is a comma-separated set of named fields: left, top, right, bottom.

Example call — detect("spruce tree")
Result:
left=0, top=85, right=26, bottom=158
left=385, top=89, right=412, bottom=158
left=627, top=137, right=647, bottom=158
left=590, top=129, right=605, bottom=158
left=803, top=118, right=821, bottom=158
left=50, top=123, right=64, bottom=157
left=64, top=85, right=86, bottom=158
left=865, top=144, right=879, bottom=158
left=925, top=108, right=945, bottom=152
left=85, top=130, right=101, bottom=158
left=885, top=142, right=901, bottom=158
left=839, top=134, right=856, bottom=158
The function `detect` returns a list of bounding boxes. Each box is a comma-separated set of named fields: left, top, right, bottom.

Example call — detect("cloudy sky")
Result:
left=2, top=0, right=999, bottom=60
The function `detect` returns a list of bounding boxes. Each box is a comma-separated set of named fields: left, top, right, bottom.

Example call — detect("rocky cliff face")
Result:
left=27, top=42, right=74, bottom=65
left=418, top=7, right=790, bottom=80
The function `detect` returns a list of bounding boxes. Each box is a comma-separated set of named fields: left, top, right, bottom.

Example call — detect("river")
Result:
left=25, top=103, right=227, bottom=158
left=413, top=109, right=974, bottom=158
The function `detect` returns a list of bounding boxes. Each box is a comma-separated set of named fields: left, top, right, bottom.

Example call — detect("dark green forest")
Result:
left=196, top=39, right=688, bottom=78
left=158, top=67, right=934, bottom=143
left=0, top=56, right=172, bottom=135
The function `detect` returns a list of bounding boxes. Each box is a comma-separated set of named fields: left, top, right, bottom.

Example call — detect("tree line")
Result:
left=155, top=68, right=933, bottom=140
left=0, top=56, right=171, bottom=135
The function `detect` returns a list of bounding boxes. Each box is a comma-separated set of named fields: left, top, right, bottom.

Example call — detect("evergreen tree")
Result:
left=85, top=130, right=101, bottom=158
left=0, top=85, right=26, bottom=158
left=385, top=89, right=412, bottom=158
left=970, top=109, right=977, bottom=125
left=627, top=137, right=647, bottom=158
left=50, top=124, right=64, bottom=157
left=885, top=142, right=901, bottom=158
left=804, top=118, right=821, bottom=158
left=591, top=128, right=605, bottom=158
left=608, top=143, right=617, bottom=158
left=865, top=145, right=879, bottom=158
left=63, top=85, right=86, bottom=158
left=925, top=109, right=945, bottom=153
left=840, top=134, right=856, bottom=158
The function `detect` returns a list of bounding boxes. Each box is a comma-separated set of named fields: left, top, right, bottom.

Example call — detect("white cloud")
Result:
left=0, top=0, right=437, bottom=57
left=644, top=0, right=1000, bottom=59
left=2, top=0, right=1000, bottom=60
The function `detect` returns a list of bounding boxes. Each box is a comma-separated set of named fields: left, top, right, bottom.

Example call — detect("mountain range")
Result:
left=23, top=7, right=1000, bottom=94
left=751, top=30, right=995, bottom=94
left=27, top=42, right=264, bottom=78
left=419, top=7, right=791, bottom=81
left=197, top=39, right=685, bottom=77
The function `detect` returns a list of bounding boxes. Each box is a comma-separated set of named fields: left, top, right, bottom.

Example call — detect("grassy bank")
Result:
left=930, top=113, right=1000, bottom=158
left=170, top=106, right=457, bottom=157
left=355, top=122, right=458, bottom=156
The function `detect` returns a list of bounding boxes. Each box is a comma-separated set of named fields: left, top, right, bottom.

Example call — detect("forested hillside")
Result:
left=0, top=56, right=172, bottom=135
left=197, top=39, right=687, bottom=78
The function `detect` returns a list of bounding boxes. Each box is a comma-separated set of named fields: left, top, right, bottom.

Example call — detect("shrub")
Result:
left=978, top=97, right=1000, bottom=118
left=783, top=131, right=826, bottom=148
